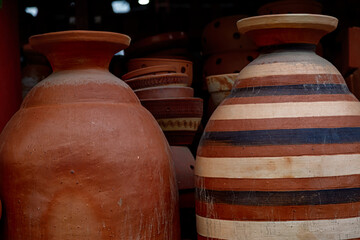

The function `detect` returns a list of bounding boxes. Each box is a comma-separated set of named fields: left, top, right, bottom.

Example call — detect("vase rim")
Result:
left=237, top=14, right=338, bottom=35
left=29, top=30, right=131, bottom=50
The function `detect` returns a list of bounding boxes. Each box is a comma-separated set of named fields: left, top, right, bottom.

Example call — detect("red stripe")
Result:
left=196, top=201, right=360, bottom=221
left=222, top=94, right=356, bottom=104
left=205, top=116, right=360, bottom=132
left=234, top=74, right=344, bottom=88
left=197, top=143, right=360, bottom=158
left=197, top=235, right=222, bottom=240
left=195, top=175, right=360, bottom=191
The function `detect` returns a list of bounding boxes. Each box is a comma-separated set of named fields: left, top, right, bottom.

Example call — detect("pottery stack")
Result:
left=202, top=15, right=258, bottom=107
left=124, top=61, right=203, bottom=147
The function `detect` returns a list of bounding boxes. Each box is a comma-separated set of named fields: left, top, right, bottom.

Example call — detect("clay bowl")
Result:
left=125, top=72, right=189, bottom=90
left=141, top=97, right=203, bottom=146
left=122, top=65, right=176, bottom=80
left=206, top=73, right=238, bottom=106
left=202, top=15, right=257, bottom=55
left=134, top=86, right=194, bottom=100
left=203, top=50, right=258, bottom=77
left=127, top=58, right=193, bottom=86
left=125, top=31, right=188, bottom=57
left=257, top=0, right=323, bottom=15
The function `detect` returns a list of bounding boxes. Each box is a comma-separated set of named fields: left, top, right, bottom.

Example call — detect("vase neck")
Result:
left=29, top=31, right=131, bottom=72
left=259, top=43, right=317, bottom=54
left=44, top=42, right=115, bottom=72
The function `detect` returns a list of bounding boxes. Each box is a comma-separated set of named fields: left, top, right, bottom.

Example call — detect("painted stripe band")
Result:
left=196, top=215, right=360, bottom=240
left=201, top=127, right=360, bottom=146
left=196, top=188, right=360, bottom=206
left=229, top=84, right=350, bottom=97
left=211, top=101, right=360, bottom=120
left=195, top=154, right=360, bottom=179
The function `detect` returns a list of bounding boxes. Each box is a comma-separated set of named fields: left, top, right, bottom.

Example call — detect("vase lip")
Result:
left=237, top=14, right=338, bottom=35
left=29, top=30, right=131, bottom=51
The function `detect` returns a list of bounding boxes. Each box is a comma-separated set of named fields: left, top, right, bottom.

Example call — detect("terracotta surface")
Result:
left=203, top=50, right=258, bottom=77
left=257, top=0, right=323, bottom=15
left=196, top=14, right=360, bottom=239
left=125, top=72, right=188, bottom=90
left=0, top=30, right=180, bottom=239
left=0, top=0, right=22, bottom=131
left=128, top=58, right=193, bottom=86
left=346, top=68, right=360, bottom=100
left=202, top=15, right=257, bottom=55
left=134, top=86, right=194, bottom=100
left=206, top=73, right=238, bottom=106
left=141, top=98, right=203, bottom=146
left=125, top=31, right=188, bottom=57
left=122, top=65, right=176, bottom=80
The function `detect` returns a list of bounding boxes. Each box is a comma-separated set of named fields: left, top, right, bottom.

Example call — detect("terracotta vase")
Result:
left=135, top=86, right=194, bottom=100
left=0, top=31, right=180, bottom=239
left=195, top=14, right=360, bottom=239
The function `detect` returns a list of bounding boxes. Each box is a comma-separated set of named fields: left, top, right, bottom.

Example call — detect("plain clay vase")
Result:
left=0, top=30, right=180, bottom=240
left=195, top=14, right=360, bottom=239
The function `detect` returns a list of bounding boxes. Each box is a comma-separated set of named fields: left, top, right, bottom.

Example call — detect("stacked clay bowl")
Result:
left=202, top=15, right=259, bottom=107
left=123, top=65, right=203, bottom=146
left=128, top=58, right=193, bottom=87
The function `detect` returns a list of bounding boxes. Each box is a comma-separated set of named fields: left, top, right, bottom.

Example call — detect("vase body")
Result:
left=0, top=31, right=180, bottom=239
left=195, top=15, right=360, bottom=239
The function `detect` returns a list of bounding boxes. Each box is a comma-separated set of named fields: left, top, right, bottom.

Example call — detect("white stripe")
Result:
left=195, top=154, right=360, bottom=179
left=211, top=101, right=360, bottom=120
left=238, top=61, right=340, bottom=79
left=196, top=215, right=360, bottom=240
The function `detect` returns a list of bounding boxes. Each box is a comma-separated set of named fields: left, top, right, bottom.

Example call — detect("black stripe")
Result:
left=201, top=127, right=360, bottom=146
left=196, top=188, right=360, bottom=206
left=229, top=84, right=350, bottom=98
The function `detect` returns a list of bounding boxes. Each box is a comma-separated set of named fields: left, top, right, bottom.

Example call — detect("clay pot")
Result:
left=128, top=58, right=193, bottom=86
left=125, top=72, right=189, bottom=90
left=0, top=0, right=22, bottom=131
left=21, top=44, right=52, bottom=98
left=206, top=73, right=237, bottom=106
left=257, top=0, right=323, bottom=15
left=141, top=98, right=203, bottom=146
left=122, top=65, right=176, bottom=80
left=196, top=14, right=360, bottom=239
left=0, top=30, right=180, bottom=239
left=135, top=86, right=194, bottom=100
left=125, top=31, right=188, bottom=58
left=202, top=15, right=257, bottom=55
left=203, top=50, right=258, bottom=77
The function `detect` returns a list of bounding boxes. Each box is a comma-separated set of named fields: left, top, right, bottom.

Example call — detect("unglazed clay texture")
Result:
left=0, top=31, right=180, bottom=240
left=195, top=32, right=360, bottom=240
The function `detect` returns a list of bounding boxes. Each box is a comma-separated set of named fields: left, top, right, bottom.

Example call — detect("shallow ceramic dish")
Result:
left=128, top=58, right=193, bottom=86
left=125, top=72, right=188, bottom=90
left=134, top=86, right=194, bottom=100
left=141, top=97, right=203, bottom=146
left=206, top=73, right=238, bottom=106
left=122, top=65, right=176, bottom=80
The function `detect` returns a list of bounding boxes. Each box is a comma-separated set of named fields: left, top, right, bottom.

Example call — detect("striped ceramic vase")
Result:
left=195, top=14, right=360, bottom=239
